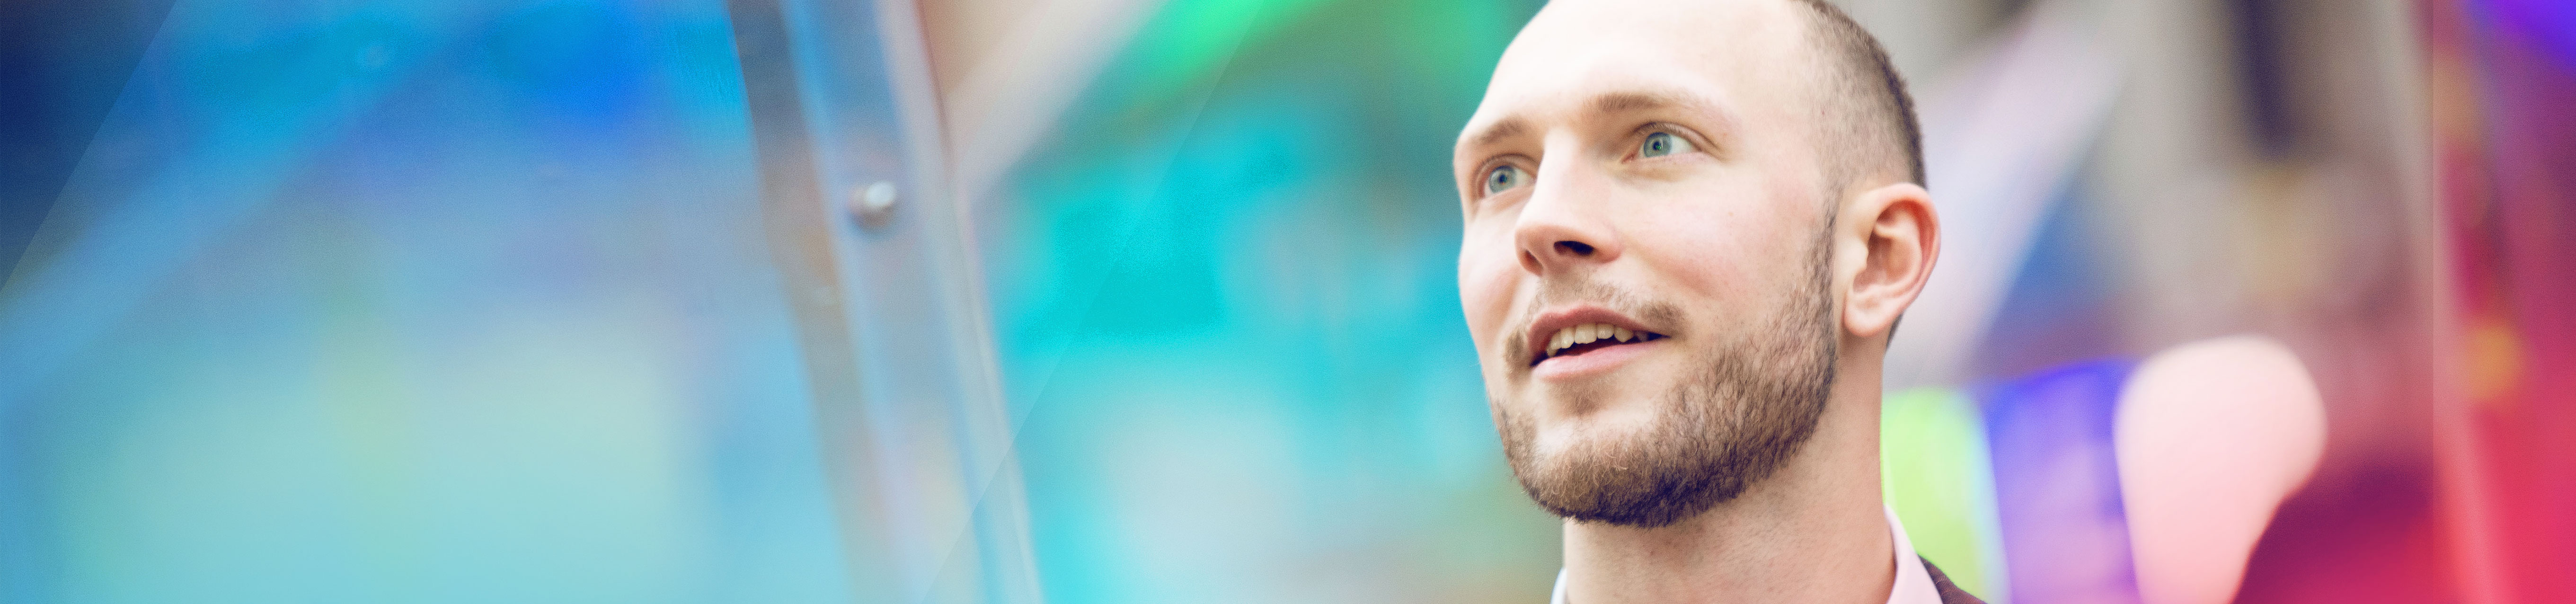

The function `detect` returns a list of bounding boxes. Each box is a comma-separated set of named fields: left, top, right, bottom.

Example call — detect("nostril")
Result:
left=1555, top=240, right=1595, bottom=256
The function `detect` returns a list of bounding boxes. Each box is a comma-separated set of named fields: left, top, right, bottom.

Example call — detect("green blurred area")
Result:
left=1882, top=387, right=2008, bottom=600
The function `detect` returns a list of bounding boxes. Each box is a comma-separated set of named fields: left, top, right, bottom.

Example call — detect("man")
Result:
left=1450, top=0, right=1974, bottom=602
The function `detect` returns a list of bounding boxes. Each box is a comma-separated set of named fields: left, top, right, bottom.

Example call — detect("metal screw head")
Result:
left=851, top=181, right=897, bottom=228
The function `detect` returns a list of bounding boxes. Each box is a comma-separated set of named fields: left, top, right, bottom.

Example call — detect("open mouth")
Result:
left=1533, top=322, right=1667, bottom=367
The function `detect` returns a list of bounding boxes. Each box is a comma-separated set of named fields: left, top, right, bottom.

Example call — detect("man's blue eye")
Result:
left=1484, top=165, right=1527, bottom=195
left=1640, top=132, right=1695, bottom=158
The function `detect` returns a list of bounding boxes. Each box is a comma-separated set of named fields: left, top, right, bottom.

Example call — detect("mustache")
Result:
left=1501, top=278, right=1686, bottom=366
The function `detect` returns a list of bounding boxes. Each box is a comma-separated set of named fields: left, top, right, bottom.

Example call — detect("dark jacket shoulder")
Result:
left=1919, top=557, right=1990, bottom=604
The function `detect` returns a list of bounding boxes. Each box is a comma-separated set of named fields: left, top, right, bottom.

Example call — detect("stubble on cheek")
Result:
left=1499, top=325, right=1531, bottom=373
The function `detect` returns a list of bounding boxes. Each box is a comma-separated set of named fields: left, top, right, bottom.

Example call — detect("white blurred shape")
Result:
left=1881, top=0, right=2122, bottom=391
left=922, top=0, right=1164, bottom=208
left=2115, top=335, right=2327, bottom=604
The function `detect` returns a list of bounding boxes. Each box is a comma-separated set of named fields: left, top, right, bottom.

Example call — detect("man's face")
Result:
left=1453, top=0, right=1844, bottom=527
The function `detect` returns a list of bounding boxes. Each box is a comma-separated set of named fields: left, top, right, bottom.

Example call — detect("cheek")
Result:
left=1620, top=187, right=1806, bottom=306
left=1457, top=233, right=1520, bottom=353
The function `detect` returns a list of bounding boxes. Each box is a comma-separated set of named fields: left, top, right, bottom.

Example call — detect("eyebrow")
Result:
left=1466, top=116, right=1529, bottom=148
left=1590, top=89, right=1740, bottom=138
left=1461, top=89, right=1738, bottom=152
left=1589, top=90, right=1685, bottom=114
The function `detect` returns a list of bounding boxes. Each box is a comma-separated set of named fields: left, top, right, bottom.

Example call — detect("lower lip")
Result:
left=1531, top=339, right=1662, bottom=381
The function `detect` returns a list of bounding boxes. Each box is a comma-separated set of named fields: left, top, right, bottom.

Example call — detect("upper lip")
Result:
left=1523, top=305, right=1664, bottom=365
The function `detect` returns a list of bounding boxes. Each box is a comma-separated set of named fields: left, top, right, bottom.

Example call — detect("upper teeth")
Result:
left=1547, top=322, right=1638, bottom=356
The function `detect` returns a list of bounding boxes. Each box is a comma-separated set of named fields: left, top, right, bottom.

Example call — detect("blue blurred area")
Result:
left=2, top=1, right=855, bottom=601
left=1971, top=181, right=2123, bottom=381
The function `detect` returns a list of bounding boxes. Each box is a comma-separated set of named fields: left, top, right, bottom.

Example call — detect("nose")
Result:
left=1512, top=167, right=1622, bottom=276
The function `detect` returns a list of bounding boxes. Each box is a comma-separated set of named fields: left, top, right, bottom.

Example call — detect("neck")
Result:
left=1559, top=356, right=1892, bottom=604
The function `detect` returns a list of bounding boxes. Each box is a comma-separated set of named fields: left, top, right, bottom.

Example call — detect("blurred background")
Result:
left=2, top=0, right=2571, bottom=602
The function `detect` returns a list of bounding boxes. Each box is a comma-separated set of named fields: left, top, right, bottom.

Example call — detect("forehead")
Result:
left=1461, top=0, right=1815, bottom=147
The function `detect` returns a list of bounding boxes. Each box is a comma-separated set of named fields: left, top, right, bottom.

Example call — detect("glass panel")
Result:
left=0, top=0, right=994, bottom=600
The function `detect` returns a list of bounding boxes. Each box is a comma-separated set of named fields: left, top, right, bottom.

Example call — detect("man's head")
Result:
left=1452, top=0, right=1937, bottom=528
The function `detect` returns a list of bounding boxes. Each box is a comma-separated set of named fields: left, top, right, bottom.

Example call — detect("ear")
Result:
left=1842, top=182, right=1938, bottom=341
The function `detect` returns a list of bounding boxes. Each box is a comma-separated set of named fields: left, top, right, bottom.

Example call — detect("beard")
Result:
left=1494, top=231, right=1840, bottom=528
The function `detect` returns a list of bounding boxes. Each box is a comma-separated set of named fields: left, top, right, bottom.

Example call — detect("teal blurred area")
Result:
left=2, top=1, right=858, bottom=601
left=970, top=0, right=1560, bottom=601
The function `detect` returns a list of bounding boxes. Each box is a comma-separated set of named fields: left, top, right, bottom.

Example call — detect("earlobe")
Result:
left=1841, top=183, right=1938, bottom=340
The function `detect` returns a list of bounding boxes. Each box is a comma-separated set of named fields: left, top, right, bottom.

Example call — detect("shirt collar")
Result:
left=1548, top=506, right=1945, bottom=604
left=1885, top=506, right=1944, bottom=604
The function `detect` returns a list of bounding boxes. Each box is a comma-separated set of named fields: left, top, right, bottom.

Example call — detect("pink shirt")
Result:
left=1549, top=506, right=1945, bottom=604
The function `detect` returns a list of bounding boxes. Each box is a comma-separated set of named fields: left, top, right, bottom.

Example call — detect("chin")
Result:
left=1527, top=360, right=1691, bottom=415
left=1511, top=383, right=1676, bottom=450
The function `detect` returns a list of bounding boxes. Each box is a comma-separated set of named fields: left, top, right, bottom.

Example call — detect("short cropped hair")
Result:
left=1787, top=0, right=1925, bottom=191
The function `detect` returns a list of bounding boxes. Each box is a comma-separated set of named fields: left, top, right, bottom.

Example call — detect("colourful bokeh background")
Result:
left=4, top=0, right=2574, bottom=602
